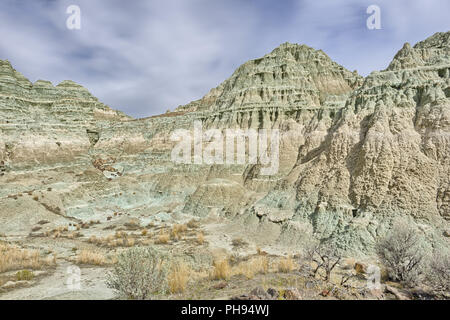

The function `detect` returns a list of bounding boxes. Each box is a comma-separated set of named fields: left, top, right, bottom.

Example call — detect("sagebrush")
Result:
left=106, top=247, right=168, bottom=300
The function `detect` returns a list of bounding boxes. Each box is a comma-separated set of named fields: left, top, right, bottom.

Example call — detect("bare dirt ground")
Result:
left=0, top=209, right=390, bottom=300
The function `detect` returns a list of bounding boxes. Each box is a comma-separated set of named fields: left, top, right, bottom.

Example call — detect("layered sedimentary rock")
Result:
left=0, top=60, right=129, bottom=169
left=0, top=32, right=448, bottom=253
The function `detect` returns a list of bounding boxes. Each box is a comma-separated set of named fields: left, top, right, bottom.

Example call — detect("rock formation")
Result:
left=0, top=32, right=448, bottom=254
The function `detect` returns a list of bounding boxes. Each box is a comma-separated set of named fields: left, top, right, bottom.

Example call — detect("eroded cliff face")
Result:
left=0, top=60, right=130, bottom=169
left=252, top=32, right=450, bottom=252
left=0, top=32, right=448, bottom=253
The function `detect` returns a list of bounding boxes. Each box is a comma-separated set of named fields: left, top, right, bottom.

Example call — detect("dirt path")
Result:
left=0, top=262, right=115, bottom=300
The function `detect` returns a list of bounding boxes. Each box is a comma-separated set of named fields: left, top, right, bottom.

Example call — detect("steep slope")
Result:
left=252, top=31, right=449, bottom=252
left=0, top=60, right=130, bottom=169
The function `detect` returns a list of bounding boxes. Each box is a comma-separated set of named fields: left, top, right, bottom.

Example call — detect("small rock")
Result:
left=2, top=280, right=31, bottom=289
left=231, top=294, right=251, bottom=300
left=363, top=288, right=385, bottom=300
left=385, top=285, right=410, bottom=300
left=250, top=286, right=270, bottom=299
left=267, top=288, right=278, bottom=298
left=37, top=220, right=50, bottom=225
left=354, top=262, right=368, bottom=274
left=283, top=288, right=302, bottom=300
left=28, top=232, right=45, bottom=238
left=320, top=289, right=330, bottom=297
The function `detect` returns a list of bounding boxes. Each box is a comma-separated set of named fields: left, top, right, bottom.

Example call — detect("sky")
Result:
left=0, top=0, right=449, bottom=118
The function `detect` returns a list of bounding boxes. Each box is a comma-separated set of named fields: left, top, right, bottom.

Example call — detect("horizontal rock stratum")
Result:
left=0, top=31, right=449, bottom=253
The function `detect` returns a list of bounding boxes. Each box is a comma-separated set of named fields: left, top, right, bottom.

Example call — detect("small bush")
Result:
left=305, top=240, right=342, bottom=281
left=376, top=220, right=429, bottom=287
left=106, top=247, right=168, bottom=300
left=16, top=270, right=34, bottom=281
left=426, top=247, right=450, bottom=292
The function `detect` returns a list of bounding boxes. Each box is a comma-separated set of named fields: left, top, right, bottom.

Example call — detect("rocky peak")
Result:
left=177, top=42, right=363, bottom=116
left=387, top=31, right=450, bottom=71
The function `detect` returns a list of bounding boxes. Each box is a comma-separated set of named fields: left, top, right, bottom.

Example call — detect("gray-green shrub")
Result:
left=106, top=247, right=168, bottom=300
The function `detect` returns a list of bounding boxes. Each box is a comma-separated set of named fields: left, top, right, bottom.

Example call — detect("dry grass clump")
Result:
left=196, top=232, right=205, bottom=245
left=211, top=259, right=231, bottom=280
left=168, top=262, right=190, bottom=294
left=0, top=243, right=55, bottom=273
left=155, top=229, right=170, bottom=244
left=234, top=256, right=269, bottom=279
left=231, top=237, right=248, bottom=249
left=278, top=256, right=295, bottom=273
left=187, top=219, right=200, bottom=229
left=89, top=233, right=138, bottom=248
left=76, top=249, right=108, bottom=266
left=256, top=247, right=268, bottom=255
left=124, top=219, right=141, bottom=230
left=171, top=224, right=187, bottom=240
left=124, top=237, right=136, bottom=247
left=44, top=226, right=81, bottom=239
left=141, top=229, right=148, bottom=236
left=376, top=220, right=429, bottom=287
left=254, top=256, right=269, bottom=274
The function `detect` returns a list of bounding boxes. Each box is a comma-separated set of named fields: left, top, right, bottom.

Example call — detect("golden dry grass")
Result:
left=124, top=237, right=135, bottom=247
left=171, top=224, right=187, bottom=240
left=211, top=259, right=231, bottom=280
left=76, top=249, right=108, bottom=266
left=155, top=229, right=170, bottom=244
left=0, top=243, right=55, bottom=273
left=234, top=256, right=269, bottom=279
left=278, top=256, right=295, bottom=273
left=168, top=262, right=190, bottom=294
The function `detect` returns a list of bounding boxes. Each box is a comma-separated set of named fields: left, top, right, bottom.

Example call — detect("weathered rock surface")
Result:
left=0, top=32, right=449, bottom=253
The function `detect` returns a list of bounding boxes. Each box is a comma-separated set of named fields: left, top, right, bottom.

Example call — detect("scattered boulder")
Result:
left=385, top=285, right=411, bottom=300
left=212, top=282, right=227, bottom=290
left=354, top=262, right=368, bottom=275
left=250, top=286, right=270, bottom=299
left=267, top=288, right=278, bottom=298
